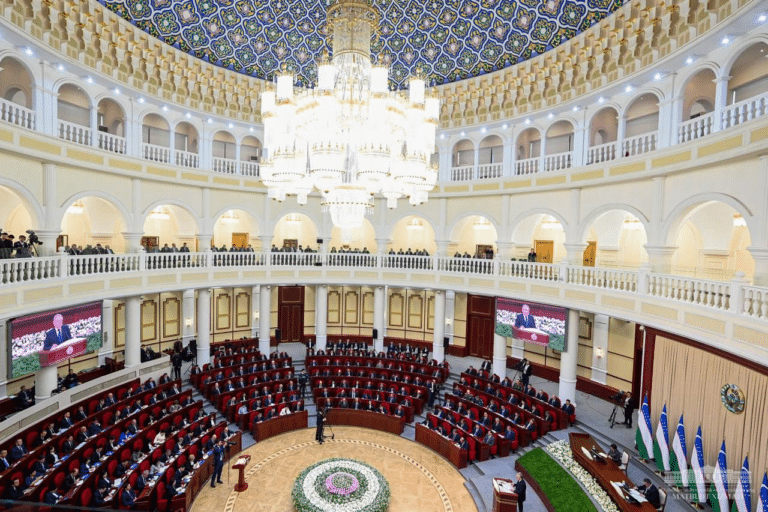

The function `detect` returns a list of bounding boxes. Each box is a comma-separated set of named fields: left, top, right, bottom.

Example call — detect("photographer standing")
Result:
left=622, top=392, right=634, bottom=428
left=13, top=235, right=32, bottom=258
left=520, top=358, right=532, bottom=387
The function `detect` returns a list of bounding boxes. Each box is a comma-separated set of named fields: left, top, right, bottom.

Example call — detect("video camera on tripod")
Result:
left=608, top=390, right=630, bottom=428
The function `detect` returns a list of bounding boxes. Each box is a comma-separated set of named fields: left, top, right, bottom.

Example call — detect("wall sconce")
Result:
left=253, top=312, right=259, bottom=320
left=445, top=318, right=452, bottom=326
left=184, top=318, right=193, bottom=327
left=595, top=347, right=604, bottom=358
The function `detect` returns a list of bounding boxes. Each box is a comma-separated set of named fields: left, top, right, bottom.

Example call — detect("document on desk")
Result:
left=493, top=479, right=514, bottom=494
left=235, top=457, right=249, bottom=466
left=581, top=447, right=594, bottom=460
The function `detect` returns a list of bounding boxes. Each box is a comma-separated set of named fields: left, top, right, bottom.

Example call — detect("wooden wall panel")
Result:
left=140, top=299, right=157, bottom=343
left=235, top=292, right=250, bottom=329
left=162, top=296, right=180, bottom=339
left=328, top=290, right=341, bottom=325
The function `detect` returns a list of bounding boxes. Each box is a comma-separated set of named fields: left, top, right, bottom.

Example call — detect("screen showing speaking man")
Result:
left=10, top=302, right=103, bottom=378
left=514, top=304, right=537, bottom=329
left=495, top=298, right=567, bottom=351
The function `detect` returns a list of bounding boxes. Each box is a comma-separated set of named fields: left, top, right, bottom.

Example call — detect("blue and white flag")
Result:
left=690, top=426, right=706, bottom=503
left=731, top=456, right=751, bottom=512
left=670, top=414, right=688, bottom=487
left=653, top=404, right=670, bottom=472
left=636, top=394, right=653, bottom=460
left=757, top=472, right=767, bottom=512
left=708, top=440, right=729, bottom=512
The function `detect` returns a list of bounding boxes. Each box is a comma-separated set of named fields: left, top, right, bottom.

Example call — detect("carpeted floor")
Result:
left=189, top=426, right=477, bottom=512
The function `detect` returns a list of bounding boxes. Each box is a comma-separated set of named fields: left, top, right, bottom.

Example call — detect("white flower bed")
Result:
left=546, top=441, right=620, bottom=512
left=292, top=458, right=390, bottom=512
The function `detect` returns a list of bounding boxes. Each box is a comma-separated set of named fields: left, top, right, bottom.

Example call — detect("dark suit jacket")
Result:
left=43, top=491, right=60, bottom=504
left=514, top=314, right=536, bottom=329
left=639, top=484, right=661, bottom=507
left=514, top=479, right=527, bottom=502
left=5, top=485, right=23, bottom=500
left=121, top=489, right=135, bottom=507
left=43, top=325, right=72, bottom=351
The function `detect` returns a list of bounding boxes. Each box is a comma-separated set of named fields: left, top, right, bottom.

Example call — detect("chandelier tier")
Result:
left=260, top=0, right=439, bottom=233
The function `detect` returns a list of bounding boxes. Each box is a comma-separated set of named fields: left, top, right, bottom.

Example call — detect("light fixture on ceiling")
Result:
left=548, top=113, right=554, bottom=119
left=524, top=118, right=531, bottom=125
left=286, top=214, right=301, bottom=225
left=540, top=216, right=562, bottom=229
left=733, top=214, right=747, bottom=227
left=623, top=218, right=643, bottom=230
left=406, top=218, right=423, bottom=230
left=625, top=85, right=633, bottom=93
left=66, top=200, right=85, bottom=215
left=654, top=73, right=662, bottom=81
left=57, top=64, right=65, bottom=72
left=161, top=105, right=168, bottom=112
left=595, top=347, right=604, bottom=358
left=473, top=218, right=491, bottom=230
left=138, top=97, right=145, bottom=104
left=114, top=88, right=120, bottom=95
left=686, top=56, right=694, bottom=65
left=149, top=208, right=170, bottom=220
left=259, top=0, right=439, bottom=240
left=221, top=210, right=239, bottom=224
left=721, top=36, right=731, bottom=46
left=185, top=112, right=192, bottom=119
left=598, top=97, right=605, bottom=104
left=502, top=123, right=508, bottom=129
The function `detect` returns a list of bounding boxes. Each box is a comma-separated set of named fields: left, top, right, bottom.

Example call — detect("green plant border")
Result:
left=516, top=448, right=598, bottom=512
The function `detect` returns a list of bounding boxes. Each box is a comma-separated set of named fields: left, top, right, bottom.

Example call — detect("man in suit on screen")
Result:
left=514, top=305, right=537, bottom=329
left=43, top=314, right=72, bottom=350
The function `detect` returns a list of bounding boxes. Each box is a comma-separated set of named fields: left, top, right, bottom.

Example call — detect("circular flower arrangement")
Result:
left=292, top=458, right=390, bottom=512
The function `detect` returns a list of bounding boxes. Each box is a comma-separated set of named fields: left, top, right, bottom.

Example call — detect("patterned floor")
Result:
left=189, top=426, right=477, bottom=512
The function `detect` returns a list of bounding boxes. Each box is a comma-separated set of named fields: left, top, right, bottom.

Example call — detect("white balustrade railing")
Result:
left=587, top=141, right=617, bottom=165
left=648, top=274, right=730, bottom=310
left=499, top=261, right=559, bottom=280
left=212, top=157, right=238, bottom=174
left=381, top=254, right=433, bottom=270
left=142, top=142, right=170, bottom=163
left=566, top=266, right=638, bottom=292
left=622, top=131, right=657, bottom=157
left=678, top=112, right=715, bottom=143
left=721, top=91, right=768, bottom=130
left=742, top=285, right=768, bottom=320
left=543, top=151, right=572, bottom=172
left=477, top=163, right=503, bottom=179
left=436, top=256, right=494, bottom=274
left=175, top=149, right=199, bottom=168
left=0, top=98, right=35, bottom=130
left=1, top=257, right=61, bottom=284
left=67, top=253, right=141, bottom=275
left=451, top=165, right=475, bottom=181
left=515, top=157, right=539, bottom=175
left=96, top=131, right=126, bottom=154
left=58, top=120, right=92, bottom=146
left=240, top=161, right=260, bottom=177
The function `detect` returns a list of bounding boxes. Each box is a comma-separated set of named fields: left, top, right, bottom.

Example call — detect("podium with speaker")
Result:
left=232, top=454, right=251, bottom=492
left=39, top=337, right=88, bottom=366
left=492, top=478, right=518, bottom=512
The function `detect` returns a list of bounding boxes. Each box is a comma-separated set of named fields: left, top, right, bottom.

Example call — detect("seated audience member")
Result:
left=43, top=488, right=62, bottom=504
left=91, top=485, right=108, bottom=506
left=561, top=399, right=575, bottom=416
left=607, top=443, right=622, bottom=465
left=636, top=478, right=661, bottom=507
left=4, top=477, right=23, bottom=500
left=134, top=469, right=150, bottom=492
left=74, top=405, right=87, bottom=422
left=62, top=467, right=79, bottom=492
left=0, top=449, right=10, bottom=471
left=121, top=483, right=136, bottom=509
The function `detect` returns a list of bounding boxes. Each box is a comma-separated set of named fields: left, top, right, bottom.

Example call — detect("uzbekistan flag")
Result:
left=708, top=440, right=729, bottom=512
left=653, top=404, right=671, bottom=472
left=731, top=456, right=751, bottom=512
left=669, top=414, right=689, bottom=487
left=689, top=426, right=706, bottom=504
left=636, top=394, right=653, bottom=460
left=757, top=472, right=767, bottom=512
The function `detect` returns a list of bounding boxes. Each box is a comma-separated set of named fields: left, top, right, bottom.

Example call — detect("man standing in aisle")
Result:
left=315, top=406, right=326, bottom=444
left=210, top=439, right=224, bottom=488
left=513, top=472, right=526, bottom=512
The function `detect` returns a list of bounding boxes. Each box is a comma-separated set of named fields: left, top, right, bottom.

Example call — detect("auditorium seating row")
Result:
left=430, top=405, right=517, bottom=457
left=444, top=392, right=535, bottom=448
left=460, top=372, right=574, bottom=426
left=191, top=357, right=293, bottom=388
left=425, top=413, right=500, bottom=462
left=0, top=376, right=178, bottom=479
left=206, top=377, right=298, bottom=410
left=235, top=399, right=306, bottom=431
left=305, top=355, right=448, bottom=381
left=196, top=368, right=294, bottom=398
left=313, top=387, right=417, bottom=423
left=315, top=396, right=413, bottom=425
left=310, top=376, right=426, bottom=413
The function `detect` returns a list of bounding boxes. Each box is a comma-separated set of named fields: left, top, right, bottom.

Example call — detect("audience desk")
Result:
left=414, top=424, right=468, bottom=469
left=251, top=411, right=308, bottom=442
left=326, top=409, right=405, bottom=435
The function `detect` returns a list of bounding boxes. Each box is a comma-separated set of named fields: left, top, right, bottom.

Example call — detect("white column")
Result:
left=444, top=290, right=455, bottom=346
left=35, top=83, right=58, bottom=137
left=196, top=289, right=211, bottom=366
left=539, top=134, right=547, bottom=172
left=713, top=75, right=730, bottom=132
left=511, top=336, right=525, bottom=360
left=492, top=333, right=507, bottom=379
left=643, top=245, right=678, bottom=274
left=617, top=114, right=627, bottom=156
left=90, top=107, right=98, bottom=146
left=182, top=290, right=196, bottom=343
left=373, top=286, right=385, bottom=352
left=502, top=139, right=514, bottom=176
left=591, top=314, right=609, bottom=384
left=98, top=299, right=114, bottom=365
left=0, top=321, right=7, bottom=398
left=316, top=284, right=328, bottom=352
left=35, top=366, right=58, bottom=400
left=124, top=296, right=142, bottom=368
left=558, top=309, right=580, bottom=405
left=251, top=286, right=260, bottom=337
left=259, top=235, right=273, bottom=254
left=259, top=285, right=271, bottom=354
left=122, top=232, right=144, bottom=253
left=572, top=125, right=587, bottom=167
left=748, top=248, right=768, bottom=286
left=432, top=290, right=446, bottom=363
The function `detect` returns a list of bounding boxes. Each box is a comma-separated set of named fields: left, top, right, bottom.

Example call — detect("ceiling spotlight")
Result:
left=228, top=123, right=234, bottom=129
left=161, top=105, right=168, bottom=112
left=759, top=14, right=766, bottom=22
left=654, top=73, right=662, bottom=81
left=113, top=88, right=120, bottom=95
left=625, top=85, right=633, bottom=93
left=24, top=47, right=33, bottom=56
left=137, top=97, right=145, bottom=104
left=721, top=36, right=730, bottom=45
left=439, top=133, right=445, bottom=139
left=598, top=97, right=605, bottom=104
left=249, top=127, right=254, bottom=133
left=524, top=118, right=531, bottom=125
left=185, top=112, right=191, bottom=119
left=572, top=106, right=579, bottom=111
left=502, top=123, right=508, bottom=129
left=686, top=56, right=694, bottom=65
left=548, top=113, right=554, bottom=119
left=460, top=131, right=465, bottom=136
left=207, top=118, right=213, bottom=124
left=481, top=127, right=486, bottom=133
left=57, top=64, right=65, bottom=72
left=86, top=77, right=93, bottom=84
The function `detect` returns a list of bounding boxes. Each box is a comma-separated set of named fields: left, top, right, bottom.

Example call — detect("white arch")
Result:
left=94, top=94, right=128, bottom=114
left=59, top=191, right=133, bottom=232
left=509, top=208, right=570, bottom=233
left=0, top=177, right=44, bottom=228
left=447, top=212, right=501, bottom=240
left=170, top=118, right=203, bottom=134
left=662, top=193, right=754, bottom=246
left=579, top=204, right=650, bottom=243
left=676, top=62, right=721, bottom=98
left=138, top=110, right=171, bottom=128
left=211, top=204, right=261, bottom=227
left=587, top=104, right=621, bottom=127
left=543, top=117, right=577, bottom=135
left=0, top=50, right=41, bottom=85
left=141, top=199, right=201, bottom=224
left=386, top=212, right=439, bottom=239
left=624, top=88, right=664, bottom=112
left=238, top=133, right=263, bottom=146
left=721, top=36, right=768, bottom=78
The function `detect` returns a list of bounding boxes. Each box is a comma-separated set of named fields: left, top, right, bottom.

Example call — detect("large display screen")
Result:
left=9, top=302, right=103, bottom=378
left=495, top=298, right=567, bottom=351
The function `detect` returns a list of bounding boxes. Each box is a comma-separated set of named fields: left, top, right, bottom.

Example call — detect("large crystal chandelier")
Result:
left=259, top=0, right=439, bottom=236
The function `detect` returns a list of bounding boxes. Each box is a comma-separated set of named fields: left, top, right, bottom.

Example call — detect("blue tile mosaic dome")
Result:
left=98, top=0, right=623, bottom=89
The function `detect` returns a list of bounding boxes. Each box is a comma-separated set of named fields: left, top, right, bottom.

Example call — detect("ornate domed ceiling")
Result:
left=98, top=0, right=623, bottom=88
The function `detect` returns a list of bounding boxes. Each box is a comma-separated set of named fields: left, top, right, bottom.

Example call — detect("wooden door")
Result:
left=465, top=294, right=495, bottom=359
left=283, top=239, right=298, bottom=250
left=141, top=236, right=159, bottom=252
left=476, top=244, right=494, bottom=259
left=534, top=240, right=554, bottom=263
left=583, top=241, right=597, bottom=267
left=232, top=232, right=249, bottom=250
left=278, top=286, right=305, bottom=344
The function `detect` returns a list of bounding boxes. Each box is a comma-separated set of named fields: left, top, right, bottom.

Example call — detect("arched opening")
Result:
left=623, top=93, right=660, bottom=156
left=451, top=139, right=475, bottom=169
left=587, top=107, right=618, bottom=164
left=61, top=197, right=127, bottom=253
left=272, top=213, right=318, bottom=251
left=240, top=135, right=262, bottom=177
left=670, top=201, right=754, bottom=280
left=174, top=122, right=200, bottom=168
left=213, top=209, right=258, bottom=250
left=510, top=214, right=566, bottom=263
left=544, top=120, right=574, bottom=171
left=515, top=128, right=541, bottom=174
left=0, top=185, right=37, bottom=256
left=0, top=57, right=34, bottom=129
left=389, top=215, right=437, bottom=255
left=582, top=210, right=648, bottom=268
left=57, top=83, right=92, bottom=145
left=723, top=42, right=768, bottom=128
left=142, top=205, right=198, bottom=252
left=141, top=113, right=171, bottom=163
left=96, top=97, right=126, bottom=153
left=212, top=131, right=237, bottom=173
left=329, top=219, right=377, bottom=253
left=477, top=135, right=503, bottom=179
left=449, top=215, right=497, bottom=258
left=679, top=68, right=717, bottom=142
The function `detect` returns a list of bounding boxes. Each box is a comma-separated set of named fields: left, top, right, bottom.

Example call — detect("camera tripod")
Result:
left=609, top=403, right=621, bottom=428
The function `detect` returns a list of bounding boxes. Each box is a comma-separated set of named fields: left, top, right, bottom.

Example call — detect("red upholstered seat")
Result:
left=83, top=447, right=94, bottom=461
left=128, top=472, right=138, bottom=487
left=108, top=460, right=118, bottom=478
left=68, top=458, right=80, bottom=472
left=120, top=449, right=131, bottom=462
left=165, top=467, right=175, bottom=484
left=156, top=482, right=168, bottom=512
left=152, top=449, right=161, bottom=463
left=80, top=488, right=92, bottom=507
left=97, top=437, right=106, bottom=449
left=189, top=445, right=198, bottom=458
left=442, top=421, right=452, bottom=433
left=53, top=471, right=66, bottom=488
left=102, top=411, right=113, bottom=426
left=467, top=437, right=477, bottom=461
left=140, top=459, right=150, bottom=473
left=117, top=388, right=128, bottom=401
left=428, top=416, right=437, bottom=428
left=25, top=431, right=38, bottom=448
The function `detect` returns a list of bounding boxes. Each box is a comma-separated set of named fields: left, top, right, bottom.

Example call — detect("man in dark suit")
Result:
left=17, top=386, right=33, bottom=409
left=59, top=412, right=74, bottom=431
left=514, top=305, right=537, bottom=329
left=43, top=488, right=61, bottom=504
left=636, top=478, right=661, bottom=507
left=0, top=449, right=10, bottom=471
left=134, top=469, right=149, bottom=492
left=43, top=314, right=73, bottom=350
left=91, top=485, right=107, bottom=506
left=514, top=472, right=527, bottom=512
left=62, top=467, right=79, bottom=492
left=315, top=407, right=326, bottom=444
left=210, top=440, right=224, bottom=488
left=121, top=483, right=136, bottom=509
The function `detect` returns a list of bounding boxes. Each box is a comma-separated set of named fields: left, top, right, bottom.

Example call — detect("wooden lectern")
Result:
left=492, top=478, right=518, bottom=512
left=39, top=338, right=88, bottom=366
left=232, top=454, right=251, bottom=492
